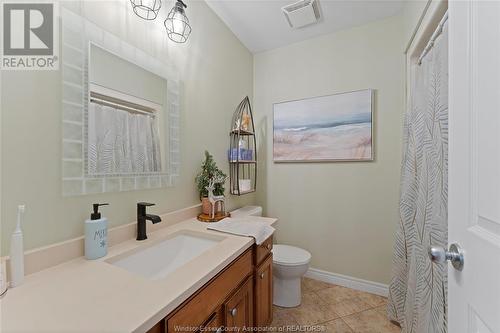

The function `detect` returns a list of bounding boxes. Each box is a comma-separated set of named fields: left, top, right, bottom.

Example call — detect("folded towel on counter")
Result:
left=207, top=217, right=275, bottom=245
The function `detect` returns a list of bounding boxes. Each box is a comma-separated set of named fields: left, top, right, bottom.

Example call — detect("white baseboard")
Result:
left=305, top=267, right=389, bottom=297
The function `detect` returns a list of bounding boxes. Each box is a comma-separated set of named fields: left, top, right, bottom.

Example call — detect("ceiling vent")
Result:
left=282, top=0, right=320, bottom=29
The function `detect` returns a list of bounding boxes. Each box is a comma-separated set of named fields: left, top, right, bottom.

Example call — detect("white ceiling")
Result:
left=205, top=0, right=405, bottom=53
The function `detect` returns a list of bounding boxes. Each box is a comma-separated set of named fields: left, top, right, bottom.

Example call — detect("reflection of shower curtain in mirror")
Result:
left=388, top=22, right=448, bottom=333
left=88, top=103, right=161, bottom=175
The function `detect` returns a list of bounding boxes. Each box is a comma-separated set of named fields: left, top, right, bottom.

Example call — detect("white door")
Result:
left=447, top=0, right=500, bottom=332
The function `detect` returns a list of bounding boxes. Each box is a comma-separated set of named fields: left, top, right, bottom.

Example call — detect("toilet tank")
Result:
left=230, top=206, right=263, bottom=217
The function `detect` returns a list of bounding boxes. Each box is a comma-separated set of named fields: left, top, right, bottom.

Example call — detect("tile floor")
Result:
left=270, top=278, right=401, bottom=333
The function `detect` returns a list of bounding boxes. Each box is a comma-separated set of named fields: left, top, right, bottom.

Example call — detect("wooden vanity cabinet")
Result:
left=151, top=235, right=274, bottom=333
left=166, top=249, right=253, bottom=332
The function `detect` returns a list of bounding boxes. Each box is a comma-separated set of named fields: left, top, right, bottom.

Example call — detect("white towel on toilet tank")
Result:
left=207, top=217, right=274, bottom=245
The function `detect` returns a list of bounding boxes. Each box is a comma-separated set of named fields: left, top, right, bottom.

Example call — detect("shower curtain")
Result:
left=387, top=22, right=448, bottom=333
left=88, top=102, right=162, bottom=175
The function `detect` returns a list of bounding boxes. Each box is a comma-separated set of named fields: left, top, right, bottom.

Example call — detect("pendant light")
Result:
left=130, top=0, right=162, bottom=20
left=164, top=0, right=192, bottom=43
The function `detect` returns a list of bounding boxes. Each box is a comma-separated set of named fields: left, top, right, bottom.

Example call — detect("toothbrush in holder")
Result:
left=10, top=205, right=25, bottom=287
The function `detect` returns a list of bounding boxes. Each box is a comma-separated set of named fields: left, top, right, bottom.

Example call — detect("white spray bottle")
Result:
left=10, top=205, right=25, bottom=287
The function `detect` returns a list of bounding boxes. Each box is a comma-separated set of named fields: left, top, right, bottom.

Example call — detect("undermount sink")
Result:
left=107, top=231, right=224, bottom=280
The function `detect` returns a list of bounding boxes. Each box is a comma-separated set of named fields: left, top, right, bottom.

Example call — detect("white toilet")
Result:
left=272, top=244, right=311, bottom=307
left=230, top=205, right=263, bottom=217
left=230, top=206, right=312, bottom=308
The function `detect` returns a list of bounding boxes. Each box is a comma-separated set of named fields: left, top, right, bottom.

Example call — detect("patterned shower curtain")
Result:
left=88, top=102, right=162, bottom=175
left=387, top=22, right=448, bottom=333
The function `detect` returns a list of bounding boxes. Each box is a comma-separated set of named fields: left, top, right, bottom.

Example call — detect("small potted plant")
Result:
left=195, top=151, right=227, bottom=215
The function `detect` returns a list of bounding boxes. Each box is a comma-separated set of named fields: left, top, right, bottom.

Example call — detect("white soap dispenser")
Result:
left=10, top=205, right=25, bottom=287
left=85, top=203, right=109, bottom=260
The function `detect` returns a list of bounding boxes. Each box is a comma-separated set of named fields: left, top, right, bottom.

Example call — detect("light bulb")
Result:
left=172, top=12, right=185, bottom=33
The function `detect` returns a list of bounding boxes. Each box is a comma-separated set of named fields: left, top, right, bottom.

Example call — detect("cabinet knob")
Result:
left=216, top=327, right=223, bottom=333
left=230, top=308, right=237, bottom=317
left=260, top=272, right=265, bottom=279
left=266, top=244, right=271, bottom=250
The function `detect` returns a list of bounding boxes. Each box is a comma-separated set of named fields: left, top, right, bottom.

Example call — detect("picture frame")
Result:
left=273, top=89, right=374, bottom=162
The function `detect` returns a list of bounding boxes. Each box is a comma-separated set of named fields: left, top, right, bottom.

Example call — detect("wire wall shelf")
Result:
left=229, top=96, right=257, bottom=196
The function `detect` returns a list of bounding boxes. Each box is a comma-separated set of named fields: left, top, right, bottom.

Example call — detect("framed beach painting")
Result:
left=273, top=89, right=374, bottom=162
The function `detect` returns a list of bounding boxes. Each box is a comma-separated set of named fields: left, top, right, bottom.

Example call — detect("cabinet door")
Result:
left=224, top=277, right=253, bottom=330
left=254, top=254, right=273, bottom=327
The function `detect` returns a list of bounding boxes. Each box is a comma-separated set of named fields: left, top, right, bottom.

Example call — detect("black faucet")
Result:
left=137, top=202, right=162, bottom=241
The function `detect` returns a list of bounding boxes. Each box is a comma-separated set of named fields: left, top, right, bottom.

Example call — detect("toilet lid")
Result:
left=272, top=244, right=311, bottom=266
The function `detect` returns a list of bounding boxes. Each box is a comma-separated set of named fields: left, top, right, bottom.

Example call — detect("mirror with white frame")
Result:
left=61, top=9, right=180, bottom=196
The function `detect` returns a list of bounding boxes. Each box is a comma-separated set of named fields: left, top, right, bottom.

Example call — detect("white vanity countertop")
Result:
left=0, top=216, right=277, bottom=333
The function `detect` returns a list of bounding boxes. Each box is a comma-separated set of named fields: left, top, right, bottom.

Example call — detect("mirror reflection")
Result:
left=88, top=44, right=169, bottom=176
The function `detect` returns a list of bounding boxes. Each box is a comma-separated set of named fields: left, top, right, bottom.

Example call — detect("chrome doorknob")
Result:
left=428, top=243, right=464, bottom=271
left=230, top=308, right=237, bottom=317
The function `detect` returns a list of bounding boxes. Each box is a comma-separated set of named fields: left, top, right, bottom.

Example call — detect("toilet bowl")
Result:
left=229, top=206, right=311, bottom=308
left=272, top=244, right=311, bottom=308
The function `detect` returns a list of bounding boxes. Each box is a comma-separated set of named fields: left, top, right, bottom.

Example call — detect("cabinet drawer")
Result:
left=201, top=308, right=223, bottom=333
left=254, top=236, right=273, bottom=266
left=167, top=249, right=252, bottom=332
